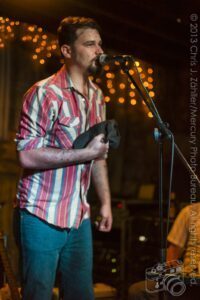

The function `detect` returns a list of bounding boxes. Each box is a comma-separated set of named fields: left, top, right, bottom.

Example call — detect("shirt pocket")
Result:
left=58, top=116, right=80, bottom=127
left=55, top=116, right=81, bottom=149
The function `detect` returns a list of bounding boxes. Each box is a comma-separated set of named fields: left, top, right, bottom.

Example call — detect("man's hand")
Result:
left=96, top=203, right=113, bottom=232
left=86, top=134, right=109, bottom=160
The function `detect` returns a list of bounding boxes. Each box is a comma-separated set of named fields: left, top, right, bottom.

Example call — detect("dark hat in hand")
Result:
left=73, top=119, right=120, bottom=149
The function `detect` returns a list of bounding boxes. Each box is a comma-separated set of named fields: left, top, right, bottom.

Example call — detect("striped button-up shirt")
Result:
left=16, top=65, right=105, bottom=228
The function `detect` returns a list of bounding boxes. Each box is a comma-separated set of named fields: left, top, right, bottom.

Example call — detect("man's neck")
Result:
left=66, top=64, right=89, bottom=98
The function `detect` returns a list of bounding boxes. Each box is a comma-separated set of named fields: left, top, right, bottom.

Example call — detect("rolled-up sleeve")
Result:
left=16, top=85, right=56, bottom=151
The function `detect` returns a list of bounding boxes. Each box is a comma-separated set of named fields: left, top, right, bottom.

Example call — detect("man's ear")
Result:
left=60, top=44, right=72, bottom=58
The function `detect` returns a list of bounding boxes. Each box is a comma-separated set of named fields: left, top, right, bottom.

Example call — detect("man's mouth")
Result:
left=93, top=56, right=100, bottom=66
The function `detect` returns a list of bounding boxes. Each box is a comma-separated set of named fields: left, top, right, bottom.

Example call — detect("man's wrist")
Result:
left=100, top=202, right=112, bottom=208
left=83, top=147, right=96, bottom=161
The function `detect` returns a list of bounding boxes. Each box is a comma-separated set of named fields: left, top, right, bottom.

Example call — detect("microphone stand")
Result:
left=119, top=60, right=200, bottom=299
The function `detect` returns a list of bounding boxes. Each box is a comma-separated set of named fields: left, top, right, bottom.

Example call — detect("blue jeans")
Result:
left=19, top=209, right=94, bottom=300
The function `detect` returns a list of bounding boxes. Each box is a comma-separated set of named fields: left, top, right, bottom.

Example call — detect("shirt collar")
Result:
left=52, top=65, right=98, bottom=93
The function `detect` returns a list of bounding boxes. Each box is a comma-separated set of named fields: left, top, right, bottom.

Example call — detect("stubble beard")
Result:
left=87, top=59, right=102, bottom=76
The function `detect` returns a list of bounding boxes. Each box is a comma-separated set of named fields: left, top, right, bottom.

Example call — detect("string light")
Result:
left=148, top=84, right=154, bottom=90
left=104, top=65, right=110, bottom=71
left=109, top=88, right=116, bottom=94
left=129, top=91, right=135, bottom=97
left=39, top=59, right=45, bottom=64
left=118, top=97, right=125, bottom=104
left=105, top=96, right=111, bottom=102
left=119, top=83, right=126, bottom=89
left=107, top=81, right=113, bottom=89
left=129, top=69, right=134, bottom=75
left=148, top=77, right=153, bottom=83
left=106, top=72, right=112, bottom=79
left=28, top=26, right=35, bottom=32
left=148, top=68, right=153, bottom=74
left=148, top=112, right=153, bottom=118
left=149, top=91, right=155, bottom=97
left=130, top=99, right=137, bottom=106
left=0, top=16, right=16, bottom=46
left=0, top=16, right=59, bottom=63
left=130, top=83, right=135, bottom=89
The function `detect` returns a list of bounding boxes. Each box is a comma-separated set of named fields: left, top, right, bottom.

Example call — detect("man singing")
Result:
left=16, top=16, right=112, bottom=300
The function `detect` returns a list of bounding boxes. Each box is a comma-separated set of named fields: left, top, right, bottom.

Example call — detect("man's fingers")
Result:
left=98, top=217, right=112, bottom=232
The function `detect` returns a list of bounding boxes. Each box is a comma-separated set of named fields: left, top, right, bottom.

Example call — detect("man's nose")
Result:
left=96, top=45, right=103, bottom=55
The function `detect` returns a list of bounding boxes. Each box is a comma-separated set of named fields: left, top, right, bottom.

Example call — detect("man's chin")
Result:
left=88, top=62, right=102, bottom=75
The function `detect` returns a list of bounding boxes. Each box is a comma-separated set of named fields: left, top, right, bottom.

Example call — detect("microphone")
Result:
left=98, top=54, right=133, bottom=65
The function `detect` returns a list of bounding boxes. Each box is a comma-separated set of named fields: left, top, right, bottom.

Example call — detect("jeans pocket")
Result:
left=20, top=210, right=65, bottom=251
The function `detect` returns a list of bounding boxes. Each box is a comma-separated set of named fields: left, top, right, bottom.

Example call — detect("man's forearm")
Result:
left=18, top=134, right=109, bottom=170
left=91, top=159, right=111, bottom=205
left=92, top=159, right=112, bottom=231
left=18, top=147, right=95, bottom=169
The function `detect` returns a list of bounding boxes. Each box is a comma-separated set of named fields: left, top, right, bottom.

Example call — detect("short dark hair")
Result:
left=57, top=16, right=101, bottom=48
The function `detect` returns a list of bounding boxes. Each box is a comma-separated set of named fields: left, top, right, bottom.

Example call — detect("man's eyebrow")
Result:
left=83, top=40, right=95, bottom=43
left=83, top=40, right=102, bottom=45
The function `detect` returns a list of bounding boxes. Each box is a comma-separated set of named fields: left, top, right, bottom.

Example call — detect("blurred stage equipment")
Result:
left=92, top=199, right=170, bottom=299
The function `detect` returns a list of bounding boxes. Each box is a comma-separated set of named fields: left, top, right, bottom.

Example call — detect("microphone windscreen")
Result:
left=98, top=54, right=108, bottom=65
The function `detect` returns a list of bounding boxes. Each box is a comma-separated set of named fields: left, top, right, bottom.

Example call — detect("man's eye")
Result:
left=85, top=43, right=94, bottom=46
